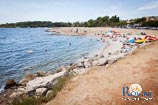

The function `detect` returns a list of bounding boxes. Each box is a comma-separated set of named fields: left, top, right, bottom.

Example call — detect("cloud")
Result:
left=138, top=1, right=158, bottom=11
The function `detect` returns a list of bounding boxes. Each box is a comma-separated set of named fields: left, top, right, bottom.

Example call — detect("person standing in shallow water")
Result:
left=76, top=28, right=78, bottom=33
left=69, top=42, right=71, bottom=46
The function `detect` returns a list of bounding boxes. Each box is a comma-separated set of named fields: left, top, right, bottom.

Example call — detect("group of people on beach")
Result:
left=96, top=29, right=158, bottom=44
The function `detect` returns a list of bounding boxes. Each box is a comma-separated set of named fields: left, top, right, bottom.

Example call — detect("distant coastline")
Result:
left=0, top=16, right=158, bottom=29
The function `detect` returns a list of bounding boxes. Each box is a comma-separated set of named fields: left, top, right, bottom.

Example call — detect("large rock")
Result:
left=17, top=87, right=26, bottom=92
left=56, top=66, right=67, bottom=73
left=92, top=60, right=99, bottom=66
left=84, top=59, right=93, bottom=68
left=26, top=70, right=67, bottom=92
left=5, top=79, right=17, bottom=89
left=19, top=74, right=36, bottom=87
left=10, top=91, right=24, bottom=98
left=34, top=71, right=49, bottom=77
left=107, top=53, right=125, bottom=65
left=96, top=58, right=108, bottom=66
left=84, top=61, right=91, bottom=68
left=68, top=64, right=77, bottom=71
left=108, top=59, right=117, bottom=65
left=77, top=61, right=85, bottom=68
left=72, top=68, right=88, bottom=75
left=46, top=90, right=53, bottom=97
left=35, top=88, right=48, bottom=96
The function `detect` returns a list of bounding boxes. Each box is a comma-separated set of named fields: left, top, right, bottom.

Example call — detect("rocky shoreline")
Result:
left=1, top=27, right=157, bottom=105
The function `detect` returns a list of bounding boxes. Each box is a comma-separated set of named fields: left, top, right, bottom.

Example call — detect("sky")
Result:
left=0, top=0, right=158, bottom=24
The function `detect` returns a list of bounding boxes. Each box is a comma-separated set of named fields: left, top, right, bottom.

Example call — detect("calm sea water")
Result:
left=0, top=28, right=103, bottom=91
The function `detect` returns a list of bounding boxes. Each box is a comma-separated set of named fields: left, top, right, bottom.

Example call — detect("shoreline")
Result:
left=48, top=27, right=158, bottom=36
left=1, top=27, right=158, bottom=105
left=46, top=40, right=158, bottom=105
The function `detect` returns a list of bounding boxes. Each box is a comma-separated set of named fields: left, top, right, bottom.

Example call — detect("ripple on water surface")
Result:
left=0, top=28, right=104, bottom=91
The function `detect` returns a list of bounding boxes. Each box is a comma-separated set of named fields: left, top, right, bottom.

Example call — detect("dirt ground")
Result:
left=46, top=41, right=158, bottom=105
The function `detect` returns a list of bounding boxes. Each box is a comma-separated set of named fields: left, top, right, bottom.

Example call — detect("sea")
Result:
left=0, top=28, right=104, bottom=91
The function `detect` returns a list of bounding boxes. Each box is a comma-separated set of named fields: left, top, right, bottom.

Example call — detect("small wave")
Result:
left=25, top=50, right=33, bottom=54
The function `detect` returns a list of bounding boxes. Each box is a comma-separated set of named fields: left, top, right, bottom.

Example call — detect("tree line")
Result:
left=0, top=15, right=158, bottom=28
left=0, top=21, right=72, bottom=28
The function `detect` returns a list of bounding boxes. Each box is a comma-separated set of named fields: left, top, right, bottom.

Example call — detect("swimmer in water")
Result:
left=69, top=42, right=71, bottom=46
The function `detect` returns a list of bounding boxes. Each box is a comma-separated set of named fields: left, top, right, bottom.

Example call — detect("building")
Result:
left=145, top=16, right=158, bottom=22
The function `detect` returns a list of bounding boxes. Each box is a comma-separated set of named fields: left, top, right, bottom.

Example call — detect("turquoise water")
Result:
left=0, top=28, right=103, bottom=91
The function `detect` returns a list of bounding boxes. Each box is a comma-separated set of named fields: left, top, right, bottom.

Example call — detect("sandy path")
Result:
left=46, top=41, right=158, bottom=105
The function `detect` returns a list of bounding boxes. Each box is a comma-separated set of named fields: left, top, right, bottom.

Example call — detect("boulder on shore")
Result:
left=26, top=70, right=67, bottom=92
left=5, top=79, right=17, bottom=89
left=19, top=74, right=36, bottom=87
left=96, top=58, right=108, bottom=66
left=35, top=88, right=48, bottom=96
left=77, top=61, right=85, bottom=68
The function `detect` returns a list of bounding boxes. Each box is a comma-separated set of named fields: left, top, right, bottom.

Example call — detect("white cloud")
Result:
left=138, top=1, right=158, bottom=11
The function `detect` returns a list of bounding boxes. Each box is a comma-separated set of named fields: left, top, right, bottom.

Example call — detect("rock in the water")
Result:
left=35, top=88, right=48, bottom=96
left=5, top=79, right=17, bottom=89
left=34, top=71, right=47, bottom=77
left=26, top=70, right=66, bottom=92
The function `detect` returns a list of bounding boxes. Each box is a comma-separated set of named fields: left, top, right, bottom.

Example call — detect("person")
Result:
left=76, top=28, right=78, bottom=33
left=141, top=30, right=146, bottom=35
left=69, top=42, right=71, bottom=46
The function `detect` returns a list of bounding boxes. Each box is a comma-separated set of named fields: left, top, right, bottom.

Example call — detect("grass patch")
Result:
left=10, top=75, right=72, bottom=105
